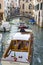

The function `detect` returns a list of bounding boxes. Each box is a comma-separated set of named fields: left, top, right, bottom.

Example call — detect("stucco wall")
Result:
left=0, top=0, right=4, bottom=13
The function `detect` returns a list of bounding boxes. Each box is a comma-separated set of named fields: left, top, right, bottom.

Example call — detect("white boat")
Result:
left=0, top=33, right=2, bottom=42
left=0, top=22, right=11, bottom=32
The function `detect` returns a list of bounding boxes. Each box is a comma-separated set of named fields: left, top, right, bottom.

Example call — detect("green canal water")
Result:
left=0, top=18, right=43, bottom=65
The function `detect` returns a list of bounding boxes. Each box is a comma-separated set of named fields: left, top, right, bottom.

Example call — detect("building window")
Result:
left=26, top=0, right=28, bottom=2
left=22, top=4, right=24, bottom=9
left=38, top=11, right=40, bottom=26
left=8, top=0, right=9, bottom=1
left=39, top=11, right=40, bottom=17
left=29, top=4, right=32, bottom=9
left=23, top=0, right=24, bottom=1
left=0, top=4, right=1, bottom=9
left=37, top=0, right=41, bottom=2
left=15, top=0, right=17, bottom=2
left=40, top=2, right=43, bottom=10
left=35, top=4, right=39, bottom=11
left=7, top=7, right=10, bottom=9
left=30, top=0, right=32, bottom=1
left=37, top=4, right=39, bottom=10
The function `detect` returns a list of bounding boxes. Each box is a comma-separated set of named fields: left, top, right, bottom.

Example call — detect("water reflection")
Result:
left=31, top=25, right=43, bottom=65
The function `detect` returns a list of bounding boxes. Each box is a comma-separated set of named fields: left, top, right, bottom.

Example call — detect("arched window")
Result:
left=26, top=0, right=28, bottom=2
left=22, top=4, right=24, bottom=9
left=29, top=4, right=32, bottom=9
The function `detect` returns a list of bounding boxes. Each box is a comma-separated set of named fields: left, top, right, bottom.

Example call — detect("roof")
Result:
left=12, top=32, right=31, bottom=41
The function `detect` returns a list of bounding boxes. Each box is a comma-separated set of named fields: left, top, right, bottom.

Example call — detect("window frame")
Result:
left=0, top=4, right=1, bottom=9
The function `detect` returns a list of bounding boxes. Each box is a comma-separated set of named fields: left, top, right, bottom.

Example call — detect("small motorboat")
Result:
left=0, top=33, right=2, bottom=42
left=18, top=29, right=33, bottom=34
left=0, top=21, right=11, bottom=32
left=18, top=22, right=29, bottom=29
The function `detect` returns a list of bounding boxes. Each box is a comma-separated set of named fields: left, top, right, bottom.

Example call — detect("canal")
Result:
left=0, top=18, right=43, bottom=65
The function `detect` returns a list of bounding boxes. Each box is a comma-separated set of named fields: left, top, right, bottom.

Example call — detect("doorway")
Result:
left=38, top=11, right=40, bottom=26
left=0, top=13, right=3, bottom=22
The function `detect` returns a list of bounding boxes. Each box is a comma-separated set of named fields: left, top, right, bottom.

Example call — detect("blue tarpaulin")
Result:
left=29, top=18, right=35, bottom=23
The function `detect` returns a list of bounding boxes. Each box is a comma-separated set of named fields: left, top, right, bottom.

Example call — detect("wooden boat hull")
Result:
left=18, top=26, right=28, bottom=29
left=2, top=32, right=33, bottom=64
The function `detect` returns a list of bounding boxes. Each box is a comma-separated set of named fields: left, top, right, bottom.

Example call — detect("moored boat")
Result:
left=0, top=21, right=11, bottom=32
left=18, top=29, right=32, bottom=33
left=0, top=33, right=2, bottom=42
left=18, top=22, right=29, bottom=29
left=2, top=32, right=34, bottom=64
